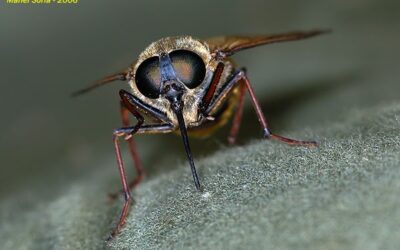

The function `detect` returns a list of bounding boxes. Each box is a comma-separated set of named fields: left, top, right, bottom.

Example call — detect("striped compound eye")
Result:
left=169, top=50, right=206, bottom=89
left=135, top=56, right=161, bottom=99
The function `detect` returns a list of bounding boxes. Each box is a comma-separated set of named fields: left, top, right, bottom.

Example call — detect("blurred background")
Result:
left=0, top=0, right=399, bottom=242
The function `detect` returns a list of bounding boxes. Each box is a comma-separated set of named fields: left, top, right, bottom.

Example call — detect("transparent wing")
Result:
left=71, top=70, right=129, bottom=97
left=206, top=29, right=330, bottom=57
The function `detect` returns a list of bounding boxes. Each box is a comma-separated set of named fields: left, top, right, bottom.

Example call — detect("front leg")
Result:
left=110, top=123, right=174, bottom=239
left=203, top=70, right=317, bottom=147
left=112, top=89, right=170, bottom=197
left=240, top=73, right=317, bottom=146
left=118, top=101, right=145, bottom=192
left=109, top=90, right=173, bottom=240
left=108, top=98, right=150, bottom=200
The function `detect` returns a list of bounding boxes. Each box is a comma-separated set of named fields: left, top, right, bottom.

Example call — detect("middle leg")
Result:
left=227, top=80, right=246, bottom=145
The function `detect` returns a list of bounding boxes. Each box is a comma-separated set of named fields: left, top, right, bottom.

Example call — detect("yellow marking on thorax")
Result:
left=186, top=83, right=241, bottom=138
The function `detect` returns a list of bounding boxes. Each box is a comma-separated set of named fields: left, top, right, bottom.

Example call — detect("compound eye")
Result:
left=135, top=56, right=161, bottom=99
left=169, top=50, right=206, bottom=89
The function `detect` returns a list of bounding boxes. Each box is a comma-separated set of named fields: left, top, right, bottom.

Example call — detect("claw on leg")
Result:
left=268, top=133, right=317, bottom=147
left=108, top=193, right=132, bottom=241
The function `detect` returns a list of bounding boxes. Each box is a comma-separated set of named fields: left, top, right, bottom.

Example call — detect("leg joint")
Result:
left=113, top=126, right=139, bottom=141
left=124, top=192, right=131, bottom=202
left=235, top=69, right=246, bottom=80
left=263, top=128, right=271, bottom=138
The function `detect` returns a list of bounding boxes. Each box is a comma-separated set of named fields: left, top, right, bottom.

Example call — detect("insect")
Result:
left=73, top=29, right=327, bottom=238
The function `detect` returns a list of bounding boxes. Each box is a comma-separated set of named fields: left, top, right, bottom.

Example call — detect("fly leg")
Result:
left=227, top=79, right=246, bottom=145
left=204, top=70, right=316, bottom=146
left=108, top=101, right=144, bottom=200
left=108, top=90, right=173, bottom=240
left=240, top=72, right=317, bottom=146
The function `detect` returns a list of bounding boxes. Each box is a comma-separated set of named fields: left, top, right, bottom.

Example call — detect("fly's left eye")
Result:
left=135, top=56, right=161, bottom=99
left=169, top=50, right=206, bottom=89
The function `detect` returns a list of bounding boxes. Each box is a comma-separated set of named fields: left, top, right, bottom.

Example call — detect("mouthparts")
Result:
left=170, top=96, right=201, bottom=191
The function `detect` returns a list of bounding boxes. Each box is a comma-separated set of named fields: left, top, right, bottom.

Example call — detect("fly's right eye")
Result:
left=169, top=50, right=206, bottom=89
left=135, top=57, right=161, bottom=99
